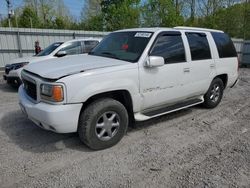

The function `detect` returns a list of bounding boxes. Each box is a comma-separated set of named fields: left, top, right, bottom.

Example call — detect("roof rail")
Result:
left=174, top=26, right=223, bottom=33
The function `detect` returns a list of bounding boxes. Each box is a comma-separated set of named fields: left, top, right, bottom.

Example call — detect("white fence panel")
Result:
left=0, top=27, right=108, bottom=68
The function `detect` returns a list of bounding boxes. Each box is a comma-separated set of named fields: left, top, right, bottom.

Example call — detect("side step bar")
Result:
left=134, top=98, right=204, bottom=121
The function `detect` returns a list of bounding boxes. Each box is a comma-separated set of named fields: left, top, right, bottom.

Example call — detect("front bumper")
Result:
left=3, top=74, right=22, bottom=85
left=4, top=68, right=22, bottom=84
left=18, top=86, right=82, bottom=133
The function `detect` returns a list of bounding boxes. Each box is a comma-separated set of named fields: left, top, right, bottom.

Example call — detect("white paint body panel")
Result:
left=18, top=27, right=238, bottom=133
left=18, top=86, right=82, bottom=133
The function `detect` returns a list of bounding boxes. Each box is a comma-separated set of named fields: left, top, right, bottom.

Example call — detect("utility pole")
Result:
left=5, top=0, right=13, bottom=28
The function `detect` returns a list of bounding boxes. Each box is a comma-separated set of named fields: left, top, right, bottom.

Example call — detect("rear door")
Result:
left=182, top=32, right=216, bottom=97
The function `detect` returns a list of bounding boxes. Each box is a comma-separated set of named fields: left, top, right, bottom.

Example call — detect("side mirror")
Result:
left=56, top=51, right=67, bottom=57
left=144, top=56, right=165, bottom=68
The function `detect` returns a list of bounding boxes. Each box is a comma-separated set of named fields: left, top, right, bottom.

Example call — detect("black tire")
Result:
left=203, top=78, right=224, bottom=109
left=78, top=98, right=128, bottom=150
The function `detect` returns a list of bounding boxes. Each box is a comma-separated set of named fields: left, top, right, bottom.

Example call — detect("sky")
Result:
left=0, top=0, right=85, bottom=19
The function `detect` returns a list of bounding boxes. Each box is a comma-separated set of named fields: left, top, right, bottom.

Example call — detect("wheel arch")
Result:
left=80, top=90, right=135, bottom=125
left=214, top=74, right=228, bottom=89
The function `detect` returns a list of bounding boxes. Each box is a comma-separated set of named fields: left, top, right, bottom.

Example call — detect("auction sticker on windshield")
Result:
left=134, top=32, right=152, bottom=38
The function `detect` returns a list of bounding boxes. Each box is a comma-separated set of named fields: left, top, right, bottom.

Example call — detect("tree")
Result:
left=101, top=0, right=141, bottom=31
left=24, top=0, right=39, bottom=15
left=19, top=6, right=40, bottom=28
left=195, top=1, right=250, bottom=39
left=81, top=0, right=102, bottom=21
left=81, top=14, right=104, bottom=31
left=80, top=0, right=103, bottom=30
left=142, top=0, right=183, bottom=27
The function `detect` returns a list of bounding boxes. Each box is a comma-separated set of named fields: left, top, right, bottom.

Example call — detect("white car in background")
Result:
left=3, top=38, right=102, bottom=85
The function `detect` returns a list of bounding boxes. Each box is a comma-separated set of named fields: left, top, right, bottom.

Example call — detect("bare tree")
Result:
left=81, top=0, right=102, bottom=21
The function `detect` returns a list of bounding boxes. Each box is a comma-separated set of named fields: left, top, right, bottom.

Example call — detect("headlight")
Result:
left=14, top=62, right=29, bottom=70
left=40, top=84, right=64, bottom=102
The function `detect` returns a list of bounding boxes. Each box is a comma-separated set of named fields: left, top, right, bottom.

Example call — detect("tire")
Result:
left=203, top=78, right=224, bottom=109
left=78, top=98, right=128, bottom=150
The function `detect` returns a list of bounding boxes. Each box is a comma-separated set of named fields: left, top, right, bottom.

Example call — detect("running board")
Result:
left=134, top=98, right=204, bottom=121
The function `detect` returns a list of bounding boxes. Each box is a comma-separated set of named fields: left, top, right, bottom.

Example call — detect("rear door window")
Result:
left=186, top=32, right=211, bottom=60
left=150, top=32, right=186, bottom=64
left=211, top=32, right=237, bottom=58
left=59, top=41, right=82, bottom=55
left=83, top=40, right=99, bottom=53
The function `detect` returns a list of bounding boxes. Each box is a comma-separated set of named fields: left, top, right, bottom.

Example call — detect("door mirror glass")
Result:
left=145, top=56, right=165, bottom=68
left=56, top=51, right=67, bottom=57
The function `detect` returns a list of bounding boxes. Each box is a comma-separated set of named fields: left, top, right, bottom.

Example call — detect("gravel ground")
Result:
left=0, top=69, right=250, bottom=188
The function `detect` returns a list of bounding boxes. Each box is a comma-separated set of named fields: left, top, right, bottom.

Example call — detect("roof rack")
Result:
left=174, top=26, right=223, bottom=33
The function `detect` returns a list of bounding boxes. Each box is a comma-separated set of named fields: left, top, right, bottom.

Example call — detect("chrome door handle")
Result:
left=184, top=68, right=190, bottom=73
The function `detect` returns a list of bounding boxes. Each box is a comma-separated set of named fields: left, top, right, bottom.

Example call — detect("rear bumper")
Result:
left=18, top=86, right=82, bottom=133
left=230, top=78, right=238, bottom=88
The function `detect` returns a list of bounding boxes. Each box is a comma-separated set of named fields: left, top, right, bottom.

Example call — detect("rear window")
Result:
left=211, top=32, right=237, bottom=58
left=186, top=32, right=211, bottom=61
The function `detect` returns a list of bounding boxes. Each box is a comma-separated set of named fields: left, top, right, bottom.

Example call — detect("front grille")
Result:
left=23, top=79, right=37, bottom=101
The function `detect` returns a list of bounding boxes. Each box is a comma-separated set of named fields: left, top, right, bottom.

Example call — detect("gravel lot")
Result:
left=0, top=69, right=250, bottom=188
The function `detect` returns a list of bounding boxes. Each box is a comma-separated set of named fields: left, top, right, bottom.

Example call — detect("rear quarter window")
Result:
left=211, top=32, right=237, bottom=58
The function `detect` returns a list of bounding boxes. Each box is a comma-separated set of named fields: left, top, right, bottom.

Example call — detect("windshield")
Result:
left=89, top=31, right=153, bottom=62
left=36, top=42, right=63, bottom=56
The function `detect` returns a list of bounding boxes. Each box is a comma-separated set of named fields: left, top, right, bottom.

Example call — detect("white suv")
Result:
left=18, top=27, right=238, bottom=150
left=3, top=38, right=102, bottom=85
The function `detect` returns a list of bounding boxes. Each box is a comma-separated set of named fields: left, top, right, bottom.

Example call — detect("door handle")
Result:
left=210, top=64, right=215, bottom=68
left=184, top=68, right=190, bottom=73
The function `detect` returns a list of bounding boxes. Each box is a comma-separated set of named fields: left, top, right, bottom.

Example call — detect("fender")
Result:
left=60, top=66, right=142, bottom=112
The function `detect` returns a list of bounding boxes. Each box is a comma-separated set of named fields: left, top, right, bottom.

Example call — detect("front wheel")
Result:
left=203, top=78, right=224, bottom=108
left=78, top=98, right=128, bottom=150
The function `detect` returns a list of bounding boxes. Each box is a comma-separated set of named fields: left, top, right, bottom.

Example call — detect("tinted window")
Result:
left=58, top=42, right=82, bottom=55
left=83, top=40, right=99, bottom=53
left=90, top=32, right=152, bottom=63
left=36, top=42, right=63, bottom=56
left=186, top=32, right=211, bottom=60
left=150, top=33, right=186, bottom=63
left=211, top=32, right=237, bottom=58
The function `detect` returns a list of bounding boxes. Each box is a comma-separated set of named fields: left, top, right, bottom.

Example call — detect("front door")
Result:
left=139, top=31, right=188, bottom=110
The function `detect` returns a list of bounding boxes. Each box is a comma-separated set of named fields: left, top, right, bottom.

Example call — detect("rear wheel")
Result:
left=203, top=78, right=224, bottom=108
left=78, top=98, right=128, bottom=150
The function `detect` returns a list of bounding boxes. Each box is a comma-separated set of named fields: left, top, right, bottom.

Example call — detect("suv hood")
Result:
left=24, top=54, right=129, bottom=79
